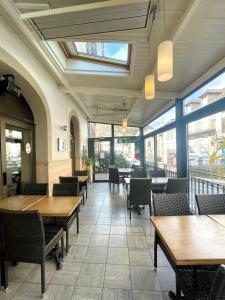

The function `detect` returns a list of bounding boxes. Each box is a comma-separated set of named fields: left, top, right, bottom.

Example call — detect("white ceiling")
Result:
left=3, top=0, right=225, bottom=126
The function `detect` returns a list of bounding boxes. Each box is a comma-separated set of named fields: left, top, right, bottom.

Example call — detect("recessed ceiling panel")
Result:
left=21, top=0, right=151, bottom=40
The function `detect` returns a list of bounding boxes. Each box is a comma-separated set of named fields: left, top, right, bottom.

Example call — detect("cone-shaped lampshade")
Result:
left=157, top=40, right=173, bottom=82
left=122, top=118, right=128, bottom=128
left=145, top=74, right=155, bottom=100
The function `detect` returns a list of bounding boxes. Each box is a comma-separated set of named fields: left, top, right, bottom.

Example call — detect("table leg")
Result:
left=76, top=205, right=79, bottom=234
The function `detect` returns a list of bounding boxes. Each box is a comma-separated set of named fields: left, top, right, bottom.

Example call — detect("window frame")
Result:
left=59, top=41, right=132, bottom=70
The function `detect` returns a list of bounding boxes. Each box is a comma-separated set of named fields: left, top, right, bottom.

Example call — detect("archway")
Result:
left=70, top=114, right=81, bottom=172
left=0, top=53, right=51, bottom=184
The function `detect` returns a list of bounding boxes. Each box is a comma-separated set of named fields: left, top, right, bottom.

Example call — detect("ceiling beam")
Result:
left=59, top=86, right=142, bottom=98
left=15, top=3, right=49, bottom=11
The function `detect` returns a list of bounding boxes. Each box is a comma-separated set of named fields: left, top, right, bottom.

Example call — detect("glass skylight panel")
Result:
left=73, top=42, right=129, bottom=65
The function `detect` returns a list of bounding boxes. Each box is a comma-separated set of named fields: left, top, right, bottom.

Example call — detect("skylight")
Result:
left=60, top=41, right=131, bottom=69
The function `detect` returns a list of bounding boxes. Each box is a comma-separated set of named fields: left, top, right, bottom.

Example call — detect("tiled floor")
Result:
left=0, top=183, right=175, bottom=299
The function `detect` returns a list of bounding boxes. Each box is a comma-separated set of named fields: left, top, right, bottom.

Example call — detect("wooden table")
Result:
left=124, top=177, right=168, bottom=188
left=208, top=214, right=225, bottom=228
left=0, top=195, right=46, bottom=211
left=26, top=196, right=81, bottom=217
left=151, top=215, right=225, bottom=297
left=118, top=168, right=133, bottom=176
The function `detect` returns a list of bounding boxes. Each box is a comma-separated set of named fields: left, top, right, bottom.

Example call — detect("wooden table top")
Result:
left=118, top=168, right=133, bottom=174
left=0, top=195, right=46, bottom=211
left=26, top=196, right=81, bottom=217
left=124, top=177, right=168, bottom=186
left=208, top=215, right=225, bottom=228
left=151, top=215, right=225, bottom=266
left=77, top=176, right=88, bottom=183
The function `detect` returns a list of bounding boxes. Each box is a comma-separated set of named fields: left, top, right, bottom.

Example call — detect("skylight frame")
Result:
left=59, top=41, right=132, bottom=70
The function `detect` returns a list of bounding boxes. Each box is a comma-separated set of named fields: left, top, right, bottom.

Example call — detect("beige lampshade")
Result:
left=157, top=40, right=173, bottom=82
left=145, top=74, right=155, bottom=100
left=122, top=118, right=128, bottom=128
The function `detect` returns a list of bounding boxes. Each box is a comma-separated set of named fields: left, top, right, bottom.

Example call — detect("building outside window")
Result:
left=156, top=128, right=177, bottom=171
left=144, top=137, right=154, bottom=168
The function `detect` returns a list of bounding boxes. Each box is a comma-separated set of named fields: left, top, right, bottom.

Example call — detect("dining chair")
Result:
left=59, top=176, right=85, bottom=204
left=173, top=264, right=225, bottom=300
left=166, top=178, right=188, bottom=194
left=0, top=209, right=64, bottom=294
left=127, top=178, right=152, bottom=218
left=73, top=170, right=88, bottom=198
left=53, top=183, right=79, bottom=253
left=196, top=194, right=225, bottom=215
left=24, top=183, right=48, bottom=195
left=108, top=167, right=123, bottom=192
left=152, top=193, right=192, bottom=269
left=131, top=167, right=147, bottom=178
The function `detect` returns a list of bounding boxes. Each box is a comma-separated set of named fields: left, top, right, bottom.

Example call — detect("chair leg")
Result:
left=1, top=261, right=8, bottom=289
left=118, top=184, right=119, bottom=193
left=41, top=262, right=45, bottom=294
left=66, top=230, right=69, bottom=254
left=149, top=204, right=152, bottom=216
left=76, top=206, right=79, bottom=234
left=61, top=236, right=64, bottom=259
left=83, top=193, right=85, bottom=205
left=130, top=206, right=131, bottom=219
left=154, top=233, right=157, bottom=269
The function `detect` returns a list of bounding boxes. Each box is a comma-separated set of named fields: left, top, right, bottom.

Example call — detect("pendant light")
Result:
left=122, top=118, right=128, bottom=128
left=157, top=0, right=173, bottom=82
left=145, top=74, right=155, bottom=100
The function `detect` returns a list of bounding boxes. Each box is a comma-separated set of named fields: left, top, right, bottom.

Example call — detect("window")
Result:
left=144, top=137, right=154, bottom=167
left=114, top=137, right=141, bottom=168
left=88, top=123, right=112, bottom=138
left=114, top=125, right=140, bottom=137
left=183, top=72, right=225, bottom=115
left=60, top=41, right=131, bottom=69
left=187, top=111, right=225, bottom=179
left=157, top=128, right=177, bottom=171
left=143, top=107, right=176, bottom=135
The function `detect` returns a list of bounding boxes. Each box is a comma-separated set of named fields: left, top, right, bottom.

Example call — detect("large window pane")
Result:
left=144, top=137, right=154, bottom=168
left=89, top=123, right=111, bottom=138
left=157, top=128, right=177, bottom=171
left=187, top=111, right=225, bottom=179
left=114, top=125, right=140, bottom=137
left=183, top=72, right=225, bottom=115
left=114, top=137, right=141, bottom=168
left=143, top=107, right=176, bottom=135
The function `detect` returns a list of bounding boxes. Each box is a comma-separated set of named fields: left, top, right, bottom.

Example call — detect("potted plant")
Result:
left=85, top=158, right=93, bottom=183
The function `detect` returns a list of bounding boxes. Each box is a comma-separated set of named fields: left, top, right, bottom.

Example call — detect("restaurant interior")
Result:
left=0, top=0, right=225, bottom=299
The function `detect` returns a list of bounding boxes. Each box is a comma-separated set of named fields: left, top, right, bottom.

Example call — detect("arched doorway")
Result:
left=70, top=115, right=80, bottom=173
left=0, top=59, right=50, bottom=198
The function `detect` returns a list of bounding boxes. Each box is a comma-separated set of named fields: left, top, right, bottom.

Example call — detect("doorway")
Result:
left=0, top=118, right=35, bottom=199
left=93, top=139, right=112, bottom=181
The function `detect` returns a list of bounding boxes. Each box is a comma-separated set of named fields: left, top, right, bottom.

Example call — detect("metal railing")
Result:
left=145, top=163, right=225, bottom=213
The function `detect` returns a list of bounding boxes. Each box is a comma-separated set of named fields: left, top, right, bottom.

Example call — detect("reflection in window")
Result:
left=143, top=107, right=176, bottom=135
left=114, top=138, right=140, bottom=168
left=183, top=72, right=225, bottom=115
left=114, top=125, right=140, bottom=137
left=187, top=111, right=225, bottom=179
left=144, top=137, right=154, bottom=168
left=157, top=128, right=177, bottom=171
left=89, top=123, right=112, bottom=138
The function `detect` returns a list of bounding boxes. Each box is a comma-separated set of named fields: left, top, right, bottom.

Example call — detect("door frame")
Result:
left=0, top=116, right=36, bottom=198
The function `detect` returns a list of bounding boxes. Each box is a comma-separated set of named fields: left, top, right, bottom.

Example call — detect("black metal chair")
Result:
left=174, top=264, right=225, bottom=300
left=196, top=194, right=225, bottom=215
left=166, top=178, right=188, bottom=194
left=0, top=209, right=64, bottom=294
left=24, top=183, right=48, bottom=195
left=131, top=167, right=147, bottom=178
left=59, top=176, right=84, bottom=204
left=127, top=178, right=152, bottom=218
left=53, top=183, right=79, bottom=253
left=152, top=193, right=192, bottom=269
left=108, top=167, right=123, bottom=192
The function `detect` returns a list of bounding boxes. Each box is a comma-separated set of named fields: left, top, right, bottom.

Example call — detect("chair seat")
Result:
left=44, top=226, right=63, bottom=255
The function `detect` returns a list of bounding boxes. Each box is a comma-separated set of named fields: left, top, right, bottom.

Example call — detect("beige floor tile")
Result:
left=109, top=235, right=128, bottom=248
left=0, top=282, right=21, bottom=300
left=107, top=248, right=129, bottom=265
left=90, top=234, right=109, bottom=247
left=104, top=264, right=131, bottom=289
left=65, top=245, right=88, bottom=263
left=131, top=266, right=161, bottom=291
left=50, top=262, right=82, bottom=285
left=76, top=263, right=105, bottom=288
left=110, top=226, right=127, bottom=235
left=127, top=236, right=148, bottom=249
left=133, top=290, right=164, bottom=300
left=102, top=288, right=132, bottom=300
left=72, top=287, right=102, bottom=300
left=129, top=248, right=153, bottom=266
left=8, top=263, right=35, bottom=283
left=25, top=260, right=56, bottom=284
left=84, top=247, right=108, bottom=263
left=94, top=225, right=111, bottom=235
